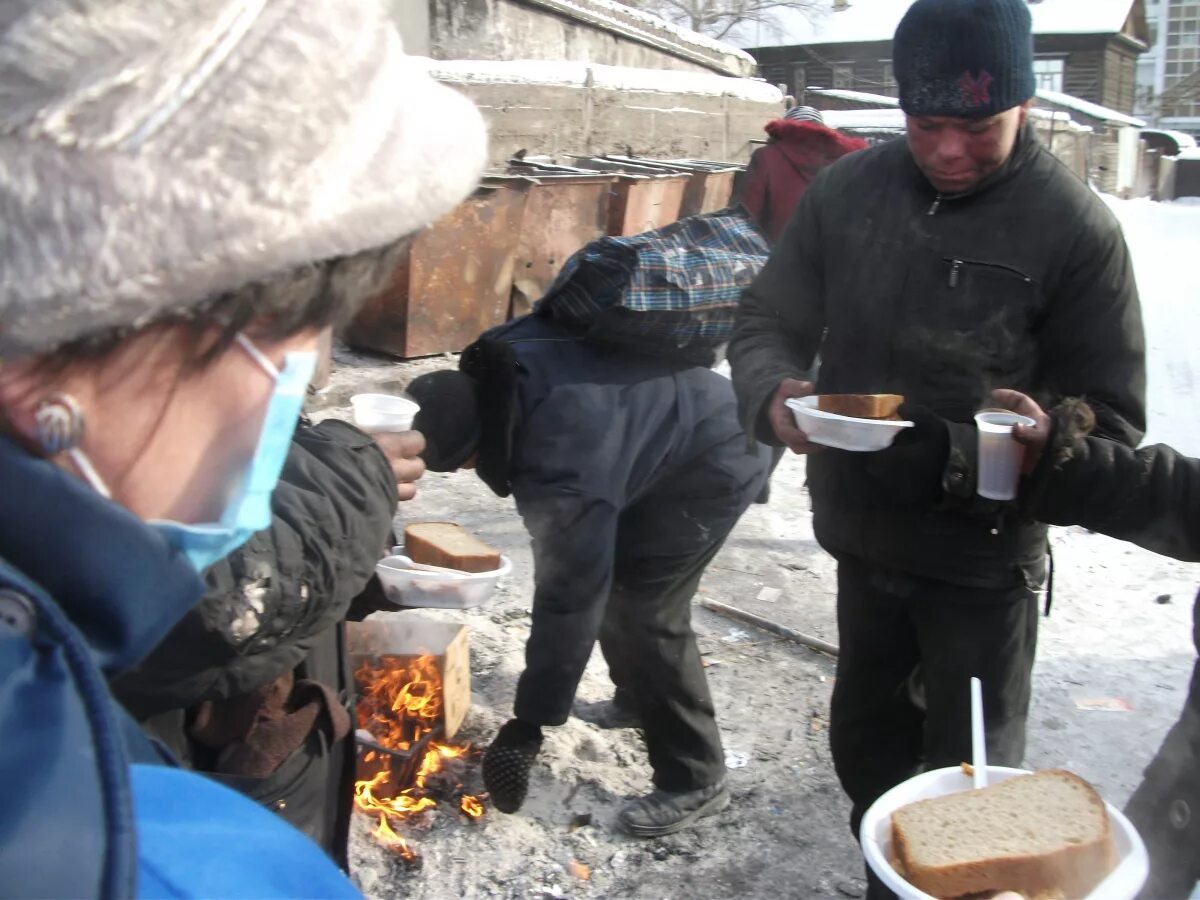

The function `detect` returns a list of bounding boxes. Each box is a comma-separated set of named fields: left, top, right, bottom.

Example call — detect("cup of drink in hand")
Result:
left=974, top=411, right=1036, bottom=500
left=351, top=393, right=420, bottom=433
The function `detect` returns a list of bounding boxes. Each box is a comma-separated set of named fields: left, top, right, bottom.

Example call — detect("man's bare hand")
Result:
left=372, top=430, right=427, bottom=501
left=990, top=389, right=1049, bottom=474
left=768, top=378, right=823, bottom=455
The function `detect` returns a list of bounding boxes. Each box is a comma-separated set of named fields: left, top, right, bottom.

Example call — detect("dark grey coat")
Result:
left=728, top=126, right=1146, bottom=588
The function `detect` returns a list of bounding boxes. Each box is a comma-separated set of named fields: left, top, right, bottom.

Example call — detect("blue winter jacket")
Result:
left=0, top=436, right=359, bottom=898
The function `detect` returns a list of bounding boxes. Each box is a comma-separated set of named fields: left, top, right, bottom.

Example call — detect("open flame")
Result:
left=353, top=654, right=485, bottom=860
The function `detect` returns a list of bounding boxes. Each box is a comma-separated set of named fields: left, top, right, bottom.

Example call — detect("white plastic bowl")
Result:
left=860, top=766, right=1149, bottom=900
left=376, top=553, right=512, bottom=609
left=351, top=393, right=419, bottom=432
left=786, top=396, right=914, bottom=451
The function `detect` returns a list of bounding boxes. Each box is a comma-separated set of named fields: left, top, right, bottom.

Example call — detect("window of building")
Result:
left=1033, top=58, right=1065, bottom=92
left=882, top=61, right=896, bottom=94
left=833, top=64, right=854, bottom=89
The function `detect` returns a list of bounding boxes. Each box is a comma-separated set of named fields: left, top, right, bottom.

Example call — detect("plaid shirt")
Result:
left=535, top=210, right=769, bottom=364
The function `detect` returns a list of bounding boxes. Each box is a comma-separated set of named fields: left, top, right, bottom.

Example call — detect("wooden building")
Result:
left=748, top=0, right=1149, bottom=115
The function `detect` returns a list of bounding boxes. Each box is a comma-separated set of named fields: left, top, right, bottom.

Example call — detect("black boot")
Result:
left=482, top=719, right=543, bottom=813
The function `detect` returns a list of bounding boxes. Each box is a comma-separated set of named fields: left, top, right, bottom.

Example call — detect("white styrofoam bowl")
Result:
left=376, top=554, right=511, bottom=609
left=786, top=396, right=914, bottom=451
left=351, top=393, right=419, bottom=432
left=860, top=766, right=1149, bottom=900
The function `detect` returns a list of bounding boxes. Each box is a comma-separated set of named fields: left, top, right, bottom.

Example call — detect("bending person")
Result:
left=408, top=313, right=769, bottom=837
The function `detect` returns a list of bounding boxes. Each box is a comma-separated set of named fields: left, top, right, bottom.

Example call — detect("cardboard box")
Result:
left=347, top=613, right=470, bottom=739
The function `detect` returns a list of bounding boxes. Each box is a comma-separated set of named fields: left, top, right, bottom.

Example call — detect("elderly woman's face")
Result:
left=0, top=324, right=322, bottom=524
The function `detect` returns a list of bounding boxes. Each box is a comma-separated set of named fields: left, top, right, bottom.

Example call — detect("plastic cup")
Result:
left=974, top=411, right=1036, bottom=500
left=351, top=393, right=419, bottom=433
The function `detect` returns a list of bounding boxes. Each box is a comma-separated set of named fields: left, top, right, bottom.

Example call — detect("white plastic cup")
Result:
left=350, top=393, right=420, bottom=433
left=974, top=411, right=1036, bottom=500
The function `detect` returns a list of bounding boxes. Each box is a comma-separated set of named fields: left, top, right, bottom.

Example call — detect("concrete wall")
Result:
left=443, top=78, right=778, bottom=164
left=427, top=0, right=753, bottom=77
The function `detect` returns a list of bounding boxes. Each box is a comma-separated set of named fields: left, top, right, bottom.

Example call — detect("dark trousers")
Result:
left=598, top=535, right=728, bottom=794
left=829, top=556, right=1040, bottom=897
left=1125, top=660, right=1200, bottom=900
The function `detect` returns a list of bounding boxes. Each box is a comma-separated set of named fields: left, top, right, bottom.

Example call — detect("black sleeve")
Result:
left=112, top=418, right=398, bottom=716
left=727, top=176, right=827, bottom=444
left=1033, top=211, right=1146, bottom=447
left=1024, top=426, right=1200, bottom=564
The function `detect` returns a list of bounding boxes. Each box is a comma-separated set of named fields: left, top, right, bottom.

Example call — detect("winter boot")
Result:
left=616, top=780, right=730, bottom=837
left=572, top=687, right=642, bottom=729
left=482, top=718, right=543, bottom=813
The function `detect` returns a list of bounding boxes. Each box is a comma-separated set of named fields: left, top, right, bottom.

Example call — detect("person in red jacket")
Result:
left=738, top=107, right=869, bottom=244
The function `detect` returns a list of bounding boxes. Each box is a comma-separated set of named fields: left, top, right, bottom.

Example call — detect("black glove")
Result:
left=482, top=718, right=543, bottom=813
left=860, top=403, right=951, bottom=506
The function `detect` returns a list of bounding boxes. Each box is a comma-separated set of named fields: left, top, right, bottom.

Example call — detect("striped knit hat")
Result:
left=784, top=106, right=825, bottom=124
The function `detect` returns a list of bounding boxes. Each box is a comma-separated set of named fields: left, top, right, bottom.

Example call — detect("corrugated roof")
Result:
left=741, top=0, right=1138, bottom=48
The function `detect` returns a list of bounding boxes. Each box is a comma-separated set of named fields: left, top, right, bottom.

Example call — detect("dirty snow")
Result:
left=426, top=59, right=783, bottom=104
left=312, top=193, right=1200, bottom=899
left=738, top=0, right=1142, bottom=48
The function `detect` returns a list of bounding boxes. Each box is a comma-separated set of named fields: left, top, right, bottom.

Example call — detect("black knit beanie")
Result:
left=408, top=370, right=482, bottom=472
left=893, top=0, right=1035, bottom=119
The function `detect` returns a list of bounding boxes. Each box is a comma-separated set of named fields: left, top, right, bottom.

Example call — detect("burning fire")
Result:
left=354, top=654, right=485, bottom=861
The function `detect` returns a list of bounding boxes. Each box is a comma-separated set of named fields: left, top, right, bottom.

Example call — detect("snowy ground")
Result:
left=314, top=197, right=1200, bottom=899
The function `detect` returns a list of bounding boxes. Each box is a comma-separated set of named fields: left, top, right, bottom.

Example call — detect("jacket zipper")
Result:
left=945, top=257, right=1036, bottom=288
left=928, top=194, right=943, bottom=215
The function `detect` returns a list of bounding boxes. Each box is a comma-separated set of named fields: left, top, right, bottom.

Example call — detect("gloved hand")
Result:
left=860, top=403, right=951, bottom=506
left=482, top=718, right=543, bottom=814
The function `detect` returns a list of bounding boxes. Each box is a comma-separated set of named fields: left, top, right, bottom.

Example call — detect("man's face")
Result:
left=905, top=102, right=1029, bottom=195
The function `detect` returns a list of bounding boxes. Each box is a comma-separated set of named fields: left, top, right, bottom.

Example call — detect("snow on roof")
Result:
left=545, top=0, right=754, bottom=64
left=425, top=59, right=784, bottom=104
left=807, top=87, right=899, bottom=106
left=1178, top=147, right=1200, bottom=160
left=1035, top=88, right=1146, bottom=127
left=743, top=0, right=1139, bottom=49
left=822, top=108, right=906, bottom=130
left=1143, top=129, right=1198, bottom=150
left=822, top=104, right=1089, bottom=132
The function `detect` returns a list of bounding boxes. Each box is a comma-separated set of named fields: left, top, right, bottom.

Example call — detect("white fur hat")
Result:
left=0, top=0, right=488, bottom=358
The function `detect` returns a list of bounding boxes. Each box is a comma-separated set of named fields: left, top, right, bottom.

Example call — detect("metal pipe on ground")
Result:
left=698, top=596, right=839, bottom=657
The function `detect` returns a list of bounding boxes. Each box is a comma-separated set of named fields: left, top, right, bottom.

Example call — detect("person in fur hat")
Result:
left=0, top=0, right=484, bottom=895
left=407, top=313, right=770, bottom=837
left=738, top=106, right=868, bottom=244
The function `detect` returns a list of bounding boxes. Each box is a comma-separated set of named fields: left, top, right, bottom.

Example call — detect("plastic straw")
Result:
left=971, top=676, right=988, bottom=789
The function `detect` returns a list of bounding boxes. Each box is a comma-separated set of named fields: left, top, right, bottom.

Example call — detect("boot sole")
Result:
left=618, top=788, right=731, bottom=838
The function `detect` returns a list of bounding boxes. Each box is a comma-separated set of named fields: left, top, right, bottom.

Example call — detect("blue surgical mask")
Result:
left=146, top=334, right=317, bottom=572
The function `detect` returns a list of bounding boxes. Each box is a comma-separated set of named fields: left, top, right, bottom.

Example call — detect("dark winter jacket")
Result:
left=739, top=119, right=869, bottom=244
left=729, top=125, right=1146, bottom=589
left=0, top=435, right=357, bottom=898
left=463, top=315, right=769, bottom=723
left=111, top=418, right=397, bottom=858
left=1021, top=415, right=1199, bottom=898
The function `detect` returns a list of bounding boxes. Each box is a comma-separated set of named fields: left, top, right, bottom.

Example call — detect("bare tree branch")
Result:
left=619, top=0, right=823, bottom=41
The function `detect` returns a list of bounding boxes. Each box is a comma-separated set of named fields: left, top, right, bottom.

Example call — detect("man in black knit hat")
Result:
left=408, top=313, right=769, bottom=837
left=729, top=0, right=1144, bottom=892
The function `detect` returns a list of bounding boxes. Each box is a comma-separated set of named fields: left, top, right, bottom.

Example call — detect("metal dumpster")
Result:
left=565, top=156, right=690, bottom=236
left=344, top=178, right=528, bottom=358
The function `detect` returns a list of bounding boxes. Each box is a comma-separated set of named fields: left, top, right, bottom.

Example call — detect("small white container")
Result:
left=351, top=393, right=419, bottom=433
left=375, top=553, right=512, bottom=609
left=860, top=766, right=1149, bottom=900
left=786, top=396, right=914, bottom=452
left=975, top=411, right=1036, bottom=500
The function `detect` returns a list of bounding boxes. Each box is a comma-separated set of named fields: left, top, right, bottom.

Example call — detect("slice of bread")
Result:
left=404, top=522, right=501, bottom=574
left=891, top=769, right=1115, bottom=899
left=816, top=394, right=904, bottom=419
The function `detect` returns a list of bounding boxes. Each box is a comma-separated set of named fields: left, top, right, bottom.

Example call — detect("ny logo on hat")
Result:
left=959, top=70, right=994, bottom=107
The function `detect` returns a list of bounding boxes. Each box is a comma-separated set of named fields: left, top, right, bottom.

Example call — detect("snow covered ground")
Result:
left=1105, top=196, right=1200, bottom=454
left=326, top=195, right=1200, bottom=899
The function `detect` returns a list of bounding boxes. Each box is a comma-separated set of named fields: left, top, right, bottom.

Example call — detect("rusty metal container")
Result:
left=504, top=170, right=615, bottom=314
left=566, top=156, right=691, bottom=236
left=620, top=157, right=740, bottom=217
left=344, top=179, right=528, bottom=359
